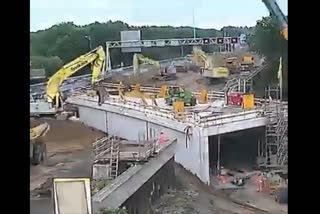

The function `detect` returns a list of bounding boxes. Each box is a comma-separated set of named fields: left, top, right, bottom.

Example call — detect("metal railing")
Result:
left=67, top=94, right=265, bottom=128
left=97, top=82, right=287, bottom=108
left=223, top=63, right=268, bottom=92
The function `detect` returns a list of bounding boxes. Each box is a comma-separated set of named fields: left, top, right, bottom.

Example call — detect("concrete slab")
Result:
left=92, top=139, right=177, bottom=212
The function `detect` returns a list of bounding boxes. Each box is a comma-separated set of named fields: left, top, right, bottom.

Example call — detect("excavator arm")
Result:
left=46, top=46, right=105, bottom=107
left=133, top=53, right=160, bottom=75
left=262, top=0, right=288, bottom=40
left=191, top=46, right=211, bottom=69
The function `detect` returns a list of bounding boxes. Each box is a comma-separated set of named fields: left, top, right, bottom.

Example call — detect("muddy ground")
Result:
left=30, top=118, right=106, bottom=214
left=152, top=164, right=286, bottom=214
left=110, top=69, right=228, bottom=92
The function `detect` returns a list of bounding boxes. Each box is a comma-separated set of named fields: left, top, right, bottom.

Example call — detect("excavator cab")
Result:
left=51, top=91, right=64, bottom=109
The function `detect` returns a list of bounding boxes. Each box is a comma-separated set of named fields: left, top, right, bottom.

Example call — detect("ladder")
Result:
left=109, top=137, right=120, bottom=179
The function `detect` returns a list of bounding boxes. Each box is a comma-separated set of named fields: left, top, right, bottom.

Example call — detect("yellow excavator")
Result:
left=46, top=46, right=106, bottom=109
left=30, top=123, right=50, bottom=165
left=191, top=46, right=229, bottom=79
left=133, top=53, right=160, bottom=76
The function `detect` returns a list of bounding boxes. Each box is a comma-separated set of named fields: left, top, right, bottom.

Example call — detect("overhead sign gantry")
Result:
left=105, top=37, right=239, bottom=70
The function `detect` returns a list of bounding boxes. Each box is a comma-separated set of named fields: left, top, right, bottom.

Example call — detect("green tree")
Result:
left=30, top=56, right=64, bottom=77
left=248, top=16, right=288, bottom=98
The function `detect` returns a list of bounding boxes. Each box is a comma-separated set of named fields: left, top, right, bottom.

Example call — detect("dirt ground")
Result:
left=108, top=51, right=262, bottom=94
left=30, top=118, right=106, bottom=214
left=110, top=69, right=229, bottom=93
left=30, top=118, right=105, bottom=155
left=152, top=164, right=286, bottom=214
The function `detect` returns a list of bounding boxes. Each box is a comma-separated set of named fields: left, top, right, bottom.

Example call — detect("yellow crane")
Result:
left=46, top=46, right=106, bottom=109
left=262, top=0, right=288, bottom=40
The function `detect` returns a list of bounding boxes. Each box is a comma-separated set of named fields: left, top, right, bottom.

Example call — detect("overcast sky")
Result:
left=30, top=0, right=288, bottom=32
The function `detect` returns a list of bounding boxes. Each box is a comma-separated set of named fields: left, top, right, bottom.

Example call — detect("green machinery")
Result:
left=165, top=86, right=197, bottom=106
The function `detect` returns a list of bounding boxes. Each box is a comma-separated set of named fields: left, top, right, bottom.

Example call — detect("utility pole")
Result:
left=84, top=36, right=92, bottom=50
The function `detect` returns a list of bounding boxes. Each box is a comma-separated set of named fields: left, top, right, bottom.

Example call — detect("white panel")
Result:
left=107, top=112, right=146, bottom=141
left=120, top=30, right=141, bottom=53
left=78, top=107, right=107, bottom=132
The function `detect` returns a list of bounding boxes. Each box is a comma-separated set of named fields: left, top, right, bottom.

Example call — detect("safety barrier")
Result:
left=97, top=82, right=287, bottom=107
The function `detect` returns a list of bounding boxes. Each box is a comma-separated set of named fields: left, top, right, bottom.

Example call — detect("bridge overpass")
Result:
left=66, top=86, right=272, bottom=184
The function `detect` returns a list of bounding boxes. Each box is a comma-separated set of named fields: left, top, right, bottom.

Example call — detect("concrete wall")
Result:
left=122, top=158, right=175, bottom=214
left=77, top=106, right=210, bottom=183
left=78, top=106, right=107, bottom=132
left=148, top=123, right=209, bottom=184
left=107, top=112, right=146, bottom=141
left=92, top=140, right=177, bottom=213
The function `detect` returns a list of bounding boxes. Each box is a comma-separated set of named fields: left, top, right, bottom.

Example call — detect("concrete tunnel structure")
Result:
left=67, top=95, right=267, bottom=184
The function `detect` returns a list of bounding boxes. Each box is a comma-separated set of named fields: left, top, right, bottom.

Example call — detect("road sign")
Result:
left=217, top=38, right=224, bottom=44
left=231, top=37, right=239, bottom=44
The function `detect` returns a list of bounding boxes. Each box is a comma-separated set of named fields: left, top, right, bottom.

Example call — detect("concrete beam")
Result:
left=204, top=117, right=267, bottom=136
left=92, top=139, right=177, bottom=212
left=67, top=96, right=189, bottom=132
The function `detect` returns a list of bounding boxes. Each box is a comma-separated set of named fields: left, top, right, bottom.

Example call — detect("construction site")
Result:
left=30, top=1, right=287, bottom=214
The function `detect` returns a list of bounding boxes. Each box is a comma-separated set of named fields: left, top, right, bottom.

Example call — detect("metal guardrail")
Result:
left=98, top=82, right=287, bottom=108
left=223, top=63, right=268, bottom=92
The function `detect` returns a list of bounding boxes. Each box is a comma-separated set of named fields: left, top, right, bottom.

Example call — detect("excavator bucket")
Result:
left=30, top=122, right=50, bottom=165
left=30, top=122, right=50, bottom=141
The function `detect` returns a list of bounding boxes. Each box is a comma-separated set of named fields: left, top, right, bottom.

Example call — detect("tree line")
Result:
left=30, top=21, right=252, bottom=76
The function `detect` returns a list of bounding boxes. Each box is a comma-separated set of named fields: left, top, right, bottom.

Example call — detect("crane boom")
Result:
left=46, top=46, right=105, bottom=106
left=262, top=0, right=288, bottom=40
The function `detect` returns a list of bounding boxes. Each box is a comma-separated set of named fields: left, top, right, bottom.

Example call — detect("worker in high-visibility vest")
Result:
left=159, top=132, right=169, bottom=144
left=257, top=174, right=264, bottom=192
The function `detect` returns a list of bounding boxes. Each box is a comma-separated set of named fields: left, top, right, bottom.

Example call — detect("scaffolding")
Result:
left=92, top=136, right=120, bottom=179
left=260, top=86, right=288, bottom=167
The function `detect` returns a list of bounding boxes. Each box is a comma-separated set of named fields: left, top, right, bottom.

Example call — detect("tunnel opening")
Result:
left=209, top=127, right=265, bottom=174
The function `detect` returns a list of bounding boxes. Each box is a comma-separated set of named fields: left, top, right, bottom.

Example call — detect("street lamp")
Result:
left=193, top=7, right=196, bottom=38
left=84, top=36, right=92, bottom=50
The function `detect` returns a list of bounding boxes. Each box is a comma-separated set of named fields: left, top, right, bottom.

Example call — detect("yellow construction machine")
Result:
left=30, top=123, right=50, bottom=165
left=46, top=46, right=106, bottom=109
left=133, top=53, right=160, bottom=76
left=191, top=46, right=229, bottom=80
left=240, top=55, right=255, bottom=72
